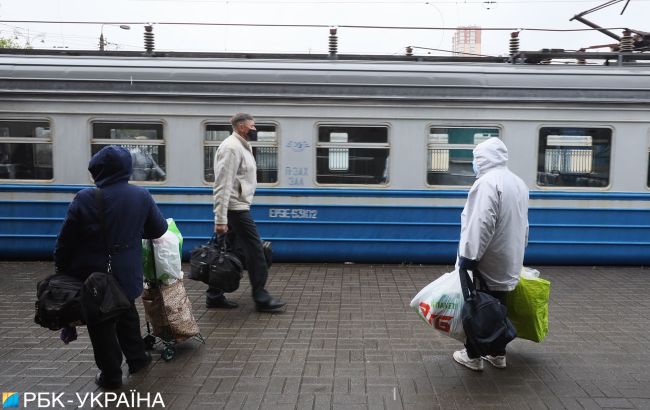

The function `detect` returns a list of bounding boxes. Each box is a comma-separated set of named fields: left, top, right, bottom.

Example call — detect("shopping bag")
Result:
left=506, top=269, right=550, bottom=342
left=153, top=232, right=182, bottom=281
left=410, top=270, right=465, bottom=342
left=143, top=218, right=183, bottom=284
left=142, top=280, right=200, bottom=343
left=165, top=218, right=183, bottom=252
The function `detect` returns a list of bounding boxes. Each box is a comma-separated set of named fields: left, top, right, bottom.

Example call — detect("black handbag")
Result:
left=189, top=234, right=243, bottom=292
left=34, top=273, right=85, bottom=330
left=188, top=238, right=215, bottom=284
left=81, top=189, right=131, bottom=325
left=459, top=267, right=517, bottom=357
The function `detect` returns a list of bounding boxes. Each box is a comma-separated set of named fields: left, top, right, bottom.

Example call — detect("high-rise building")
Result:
left=452, top=26, right=481, bottom=56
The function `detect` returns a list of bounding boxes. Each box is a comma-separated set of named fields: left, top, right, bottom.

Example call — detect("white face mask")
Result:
left=472, top=160, right=479, bottom=176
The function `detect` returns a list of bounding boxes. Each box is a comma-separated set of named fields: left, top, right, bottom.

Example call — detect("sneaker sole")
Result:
left=484, top=359, right=506, bottom=369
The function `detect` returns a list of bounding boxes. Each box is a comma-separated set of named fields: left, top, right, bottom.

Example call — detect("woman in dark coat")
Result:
left=55, top=145, right=168, bottom=389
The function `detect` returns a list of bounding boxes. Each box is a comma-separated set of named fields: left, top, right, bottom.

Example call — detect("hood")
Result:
left=88, top=145, right=133, bottom=187
left=473, top=137, right=508, bottom=178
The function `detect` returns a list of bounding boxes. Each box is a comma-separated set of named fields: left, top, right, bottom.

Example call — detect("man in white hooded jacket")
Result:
left=453, top=137, right=529, bottom=371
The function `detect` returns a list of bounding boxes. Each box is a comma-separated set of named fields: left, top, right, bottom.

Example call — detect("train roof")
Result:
left=1, top=49, right=650, bottom=104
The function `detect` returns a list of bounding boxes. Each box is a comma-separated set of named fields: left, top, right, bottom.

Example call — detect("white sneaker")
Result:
left=483, top=355, right=506, bottom=369
left=453, top=349, right=484, bottom=371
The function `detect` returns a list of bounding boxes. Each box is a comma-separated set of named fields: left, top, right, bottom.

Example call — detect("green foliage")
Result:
left=0, top=37, right=20, bottom=48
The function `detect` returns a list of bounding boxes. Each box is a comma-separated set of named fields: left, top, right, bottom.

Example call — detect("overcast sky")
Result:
left=0, top=0, right=648, bottom=56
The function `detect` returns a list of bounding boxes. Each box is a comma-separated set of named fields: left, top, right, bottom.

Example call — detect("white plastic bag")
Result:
left=410, top=270, right=466, bottom=342
left=520, top=267, right=540, bottom=279
left=152, top=231, right=183, bottom=284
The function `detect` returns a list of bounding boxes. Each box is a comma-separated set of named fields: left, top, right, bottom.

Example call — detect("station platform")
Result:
left=1, top=261, right=649, bottom=409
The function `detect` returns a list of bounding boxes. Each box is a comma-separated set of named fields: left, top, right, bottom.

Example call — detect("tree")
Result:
left=0, top=37, right=20, bottom=48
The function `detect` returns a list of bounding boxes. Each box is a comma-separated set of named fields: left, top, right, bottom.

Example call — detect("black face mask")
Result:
left=247, top=129, right=258, bottom=141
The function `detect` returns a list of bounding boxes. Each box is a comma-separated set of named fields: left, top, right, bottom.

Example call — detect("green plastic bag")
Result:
left=506, top=275, right=550, bottom=342
left=142, top=218, right=183, bottom=283
left=166, top=218, right=183, bottom=253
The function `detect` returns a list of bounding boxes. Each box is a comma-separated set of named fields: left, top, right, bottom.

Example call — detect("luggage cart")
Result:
left=142, top=246, right=204, bottom=361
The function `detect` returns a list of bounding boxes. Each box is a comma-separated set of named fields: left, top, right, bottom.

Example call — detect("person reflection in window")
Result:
left=128, top=136, right=165, bottom=181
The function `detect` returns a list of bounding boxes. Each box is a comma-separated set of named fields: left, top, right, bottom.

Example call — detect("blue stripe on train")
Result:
left=1, top=198, right=649, bottom=264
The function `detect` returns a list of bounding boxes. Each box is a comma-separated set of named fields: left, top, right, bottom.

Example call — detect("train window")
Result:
left=0, top=120, right=53, bottom=180
left=427, top=127, right=499, bottom=186
left=204, top=123, right=278, bottom=184
left=91, top=122, right=166, bottom=182
left=316, top=125, right=389, bottom=185
left=537, top=127, right=611, bottom=188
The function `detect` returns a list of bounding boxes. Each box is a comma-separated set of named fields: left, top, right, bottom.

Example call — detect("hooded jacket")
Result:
left=457, top=138, right=529, bottom=291
left=54, top=145, right=168, bottom=300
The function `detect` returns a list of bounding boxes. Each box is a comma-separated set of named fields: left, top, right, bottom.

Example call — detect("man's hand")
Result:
left=215, top=224, right=228, bottom=234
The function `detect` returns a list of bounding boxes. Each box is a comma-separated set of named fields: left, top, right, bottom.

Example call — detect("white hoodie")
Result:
left=457, top=137, right=529, bottom=291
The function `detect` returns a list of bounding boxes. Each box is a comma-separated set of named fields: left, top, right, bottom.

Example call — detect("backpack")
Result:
left=34, top=274, right=85, bottom=330
left=459, top=268, right=517, bottom=357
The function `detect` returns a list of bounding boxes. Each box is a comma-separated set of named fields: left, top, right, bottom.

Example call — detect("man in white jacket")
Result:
left=453, top=137, right=529, bottom=371
left=208, top=113, right=286, bottom=312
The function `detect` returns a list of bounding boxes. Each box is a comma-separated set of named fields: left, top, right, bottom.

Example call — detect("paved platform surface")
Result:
left=1, top=262, right=649, bottom=409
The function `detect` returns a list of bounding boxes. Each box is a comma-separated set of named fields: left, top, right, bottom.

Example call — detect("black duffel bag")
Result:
left=221, top=230, right=272, bottom=270
left=189, top=236, right=219, bottom=284
left=34, top=273, right=85, bottom=330
left=81, top=269, right=132, bottom=325
left=189, top=234, right=243, bottom=292
left=459, top=267, right=517, bottom=357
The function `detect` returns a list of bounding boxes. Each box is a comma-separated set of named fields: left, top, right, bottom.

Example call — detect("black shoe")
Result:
left=95, top=372, right=122, bottom=389
left=255, top=297, right=286, bottom=312
left=206, top=296, right=239, bottom=309
left=128, top=352, right=152, bottom=375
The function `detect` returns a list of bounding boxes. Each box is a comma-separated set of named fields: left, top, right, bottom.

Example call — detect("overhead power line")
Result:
left=0, top=20, right=636, bottom=33
left=131, top=0, right=650, bottom=3
left=409, top=45, right=492, bottom=57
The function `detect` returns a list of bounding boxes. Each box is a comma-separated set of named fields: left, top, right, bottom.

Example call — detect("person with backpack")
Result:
left=54, top=145, right=168, bottom=388
left=453, top=137, right=529, bottom=371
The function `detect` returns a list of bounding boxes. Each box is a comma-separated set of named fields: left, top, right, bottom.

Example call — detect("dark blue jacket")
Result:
left=54, top=146, right=167, bottom=300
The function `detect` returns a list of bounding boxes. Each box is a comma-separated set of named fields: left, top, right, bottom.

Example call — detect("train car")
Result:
left=1, top=50, right=649, bottom=264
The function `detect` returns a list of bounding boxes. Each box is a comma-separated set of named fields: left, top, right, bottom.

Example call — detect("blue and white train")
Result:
left=1, top=50, right=649, bottom=264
